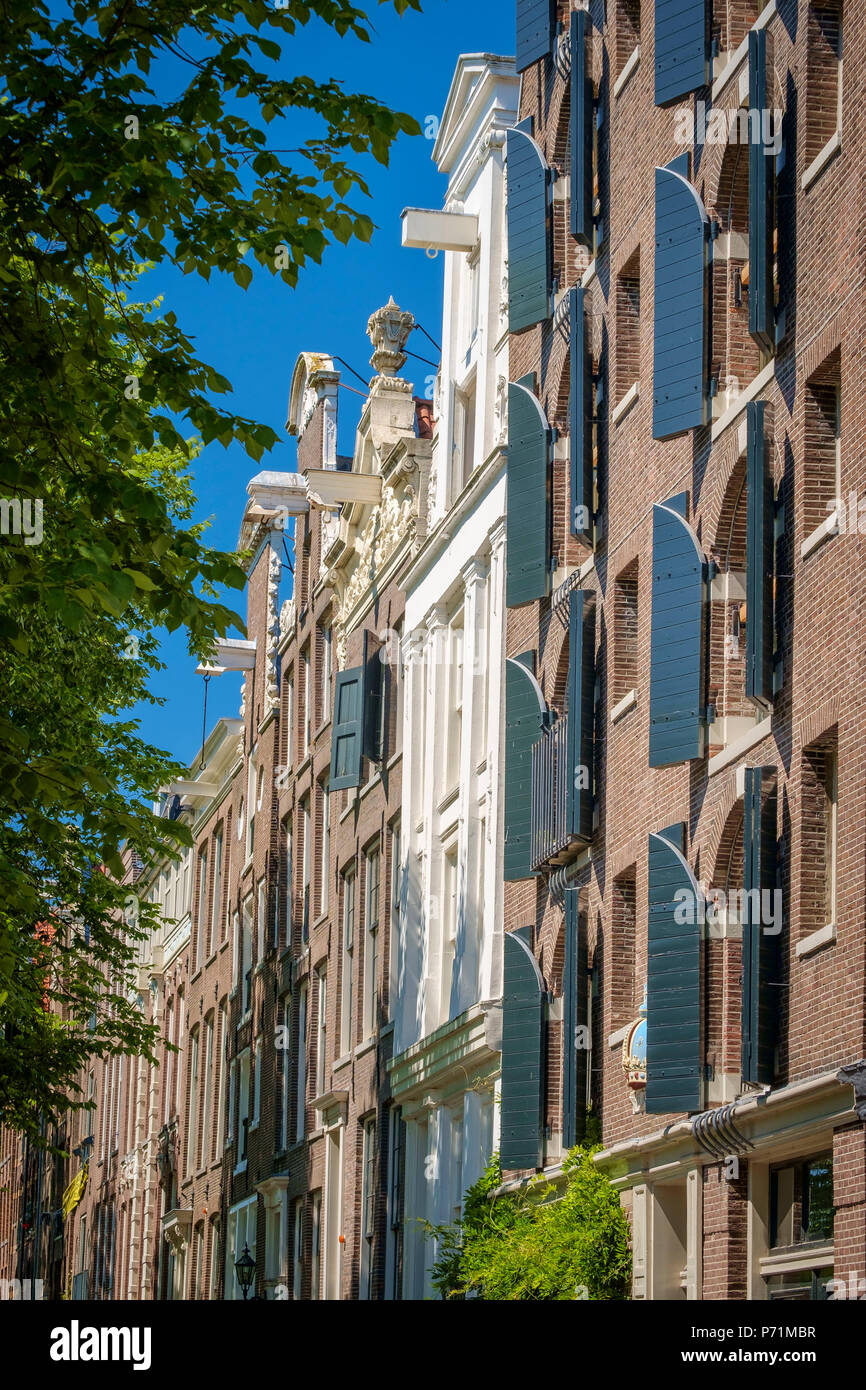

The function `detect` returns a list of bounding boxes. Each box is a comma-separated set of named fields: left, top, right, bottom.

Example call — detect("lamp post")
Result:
left=234, top=1243, right=256, bottom=1301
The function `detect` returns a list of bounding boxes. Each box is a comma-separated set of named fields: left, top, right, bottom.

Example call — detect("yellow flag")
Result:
left=62, top=1163, right=88, bottom=1220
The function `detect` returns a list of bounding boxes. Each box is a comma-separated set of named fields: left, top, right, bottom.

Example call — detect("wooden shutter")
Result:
left=569, top=286, right=593, bottom=544
left=361, top=629, right=384, bottom=762
left=504, top=654, right=546, bottom=881
left=516, top=0, right=554, bottom=74
left=329, top=666, right=364, bottom=790
left=506, top=380, right=551, bottom=607
left=741, top=766, right=779, bottom=1085
left=507, top=124, right=551, bottom=333
left=649, top=493, right=706, bottom=767
left=646, top=823, right=703, bottom=1114
left=746, top=401, right=774, bottom=707
left=566, top=589, right=595, bottom=843
left=570, top=9, right=594, bottom=248
left=500, top=926, right=545, bottom=1170
left=654, top=0, right=709, bottom=107
left=652, top=165, right=709, bottom=440
left=562, top=891, right=588, bottom=1149
left=748, top=29, right=775, bottom=351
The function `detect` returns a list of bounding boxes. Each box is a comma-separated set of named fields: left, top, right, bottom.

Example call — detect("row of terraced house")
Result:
left=3, top=0, right=866, bottom=1302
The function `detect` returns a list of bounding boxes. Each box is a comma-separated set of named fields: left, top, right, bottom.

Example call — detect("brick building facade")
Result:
left=498, top=0, right=866, bottom=1301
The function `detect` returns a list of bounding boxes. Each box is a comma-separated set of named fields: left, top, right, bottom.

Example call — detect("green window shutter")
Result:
left=652, top=165, right=709, bottom=440
left=506, top=380, right=551, bottom=607
left=501, top=926, right=545, bottom=1170
left=507, top=124, right=552, bottom=334
left=569, top=286, right=593, bottom=544
left=504, top=654, right=546, bottom=881
left=646, top=822, right=703, bottom=1114
left=570, top=9, right=594, bottom=248
left=654, top=0, right=709, bottom=107
left=741, top=766, right=779, bottom=1085
left=562, top=890, right=588, bottom=1149
left=566, top=589, right=595, bottom=842
left=329, top=666, right=364, bottom=790
left=748, top=29, right=775, bottom=351
left=516, top=0, right=554, bottom=74
left=649, top=493, right=707, bottom=767
left=745, top=400, right=774, bottom=707
left=361, top=629, right=384, bottom=763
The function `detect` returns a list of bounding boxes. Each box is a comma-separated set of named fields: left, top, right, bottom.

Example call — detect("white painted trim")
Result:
left=612, top=381, right=639, bottom=426
left=708, top=716, right=772, bottom=777
left=711, top=358, right=776, bottom=442
left=610, top=688, right=637, bottom=724
left=800, top=510, right=838, bottom=560
left=801, top=131, right=841, bottom=191
left=581, top=258, right=597, bottom=289
left=796, top=923, right=837, bottom=958
left=759, top=1243, right=834, bottom=1277
left=613, top=45, right=640, bottom=100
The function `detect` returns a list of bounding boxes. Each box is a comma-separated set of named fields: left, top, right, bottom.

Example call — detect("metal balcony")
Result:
left=530, top=714, right=591, bottom=870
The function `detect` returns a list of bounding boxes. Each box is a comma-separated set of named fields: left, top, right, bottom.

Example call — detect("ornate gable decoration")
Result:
left=321, top=298, right=430, bottom=666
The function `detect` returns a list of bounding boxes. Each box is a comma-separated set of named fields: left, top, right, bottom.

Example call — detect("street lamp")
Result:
left=234, top=1243, right=256, bottom=1300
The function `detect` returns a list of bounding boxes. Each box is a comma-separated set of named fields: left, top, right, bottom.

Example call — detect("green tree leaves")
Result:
left=0, top=0, right=421, bottom=1143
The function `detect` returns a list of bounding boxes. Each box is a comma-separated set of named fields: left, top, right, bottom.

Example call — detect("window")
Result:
left=388, top=822, right=401, bottom=1021
left=283, top=817, right=293, bottom=948
left=246, top=749, right=256, bottom=861
left=320, top=776, right=331, bottom=916
left=210, top=828, right=223, bottom=958
left=615, top=249, right=640, bottom=404
left=237, top=1050, right=251, bottom=1166
left=310, top=1191, right=322, bottom=1301
left=241, top=897, right=253, bottom=1015
left=252, top=1035, right=262, bottom=1129
left=201, top=1012, right=214, bottom=1169
left=321, top=621, right=332, bottom=723
left=187, top=1026, right=200, bottom=1177
left=302, top=645, right=311, bottom=754
left=226, top=1199, right=257, bottom=1301
left=445, top=611, right=464, bottom=791
left=441, top=846, right=459, bottom=1023
left=174, top=990, right=185, bottom=1118
left=256, top=878, right=266, bottom=964
left=449, top=1113, right=464, bottom=1223
left=364, top=848, right=380, bottom=1038
left=801, top=732, right=838, bottom=936
left=285, top=672, right=295, bottom=768
left=295, top=982, right=308, bottom=1142
left=292, top=1200, right=304, bottom=1299
left=279, top=996, right=291, bottom=1150
left=301, top=796, right=311, bottom=943
left=315, top=966, right=327, bottom=1097
left=216, top=999, right=228, bottom=1155
left=341, top=869, right=356, bottom=1055
left=805, top=2, right=843, bottom=165
left=770, top=1154, right=834, bottom=1249
left=194, top=1224, right=205, bottom=1300
left=231, top=910, right=240, bottom=992
left=452, top=376, right=477, bottom=495
left=195, top=847, right=208, bottom=970
left=803, top=353, right=841, bottom=541
left=613, top=560, right=639, bottom=704
left=466, top=244, right=480, bottom=355
left=227, top=1058, right=236, bottom=1146
left=360, top=1116, right=376, bottom=1299
left=386, top=1107, right=403, bottom=1300
left=163, top=1001, right=173, bottom=1125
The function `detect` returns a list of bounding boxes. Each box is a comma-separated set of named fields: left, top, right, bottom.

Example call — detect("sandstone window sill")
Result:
left=801, top=131, right=841, bottom=192
left=612, top=381, right=639, bottom=426
left=610, top=688, right=637, bottom=724
left=613, top=45, right=640, bottom=100
left=800, top=510, right=838, bottom=560
left=795, top=923, right=837, bottom=958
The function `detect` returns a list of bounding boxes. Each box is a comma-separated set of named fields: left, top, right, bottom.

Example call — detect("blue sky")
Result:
left=136, top=0, right=513, bottom=767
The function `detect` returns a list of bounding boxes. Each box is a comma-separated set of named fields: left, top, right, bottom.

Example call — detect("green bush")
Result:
left=427, top=1145, right=632, bottom=1301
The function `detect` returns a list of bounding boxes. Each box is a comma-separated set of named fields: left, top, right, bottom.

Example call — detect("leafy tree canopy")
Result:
left=0, top=0, right=421, bottom=1143
left=427, top=1147, right=633, bottom=1301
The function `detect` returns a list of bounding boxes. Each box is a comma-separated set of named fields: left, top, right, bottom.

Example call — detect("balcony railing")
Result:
left=71, top=1271, right=88, bottom=1301
left=530, top=714, right=591, bottom=870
